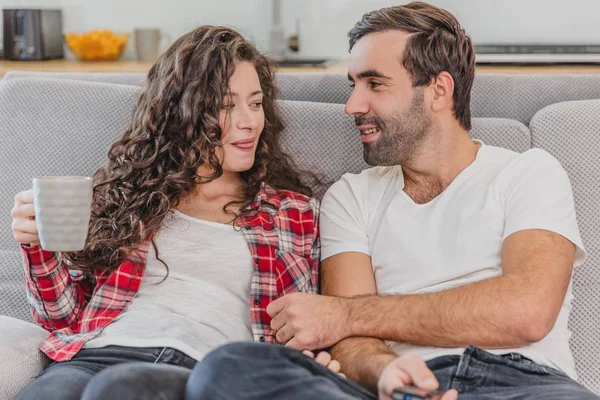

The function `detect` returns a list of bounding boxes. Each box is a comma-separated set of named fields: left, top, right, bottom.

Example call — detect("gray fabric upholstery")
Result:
left=472, top=74, right=600, bottom=125
left=469, top=118, right=531, bottom=152
left=529, top=99, right=600, bottom=394
left=0, top=316, right=51, bottom=399
left=0, top=250, right=30, bottom=321
left=8, top=72, right=600, bottom=127
left=275, top=73, right=600, bottom=126
left=276, top=73, right=350, bottom=104
left=0, top=78, right=142, bottom=328
left=278, top=101, right=367, bottom=198
left=3, top=70, right=147, bottom=87
left=0, top=78, right=141, bottom=250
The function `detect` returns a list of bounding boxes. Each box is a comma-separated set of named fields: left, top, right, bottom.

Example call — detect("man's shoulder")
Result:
left=515, top=148, right=561, bottom=167
left=327, top=166, right=401, bottom=198
left=478, top=146, right=564, bottom=179
left=495, top=147, right=565, bottom=178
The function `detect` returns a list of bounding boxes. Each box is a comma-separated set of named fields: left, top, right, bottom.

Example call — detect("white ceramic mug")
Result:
left=33, top=176, right=93, bottom=252
left=134, top=28, right=170, bottom=61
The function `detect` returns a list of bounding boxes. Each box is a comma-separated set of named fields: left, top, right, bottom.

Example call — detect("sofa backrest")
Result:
left=529, top=99, right=600, bottom=393
left=9, top=71, right=600, bottom=127
left=275, top=73, right=600, bottom=125
left=0, top=78, right=142, bottom=321
left=472, top=74, right=600, bottom=125
left=3, top=71, right=147, bottom=87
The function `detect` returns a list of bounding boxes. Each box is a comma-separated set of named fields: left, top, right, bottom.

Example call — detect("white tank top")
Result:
left=84, top=210, right=254, bottom=361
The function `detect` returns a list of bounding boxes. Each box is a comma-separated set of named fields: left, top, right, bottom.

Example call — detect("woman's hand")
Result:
left=303, top=350, right=346, bottom=378
left=11, top=190, right=40, bottom=246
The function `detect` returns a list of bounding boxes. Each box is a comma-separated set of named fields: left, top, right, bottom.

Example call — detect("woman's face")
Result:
left=218, top=61, right=265, bottom=173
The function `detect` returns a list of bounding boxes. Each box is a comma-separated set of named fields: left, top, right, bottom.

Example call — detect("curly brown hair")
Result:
left=62, top=26, right=312, bottom=272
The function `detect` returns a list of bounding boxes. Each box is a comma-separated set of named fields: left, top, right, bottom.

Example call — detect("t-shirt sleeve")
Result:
left=502, top=149, right=586, bottom=266
left=320, top=175, right=370, bottom=261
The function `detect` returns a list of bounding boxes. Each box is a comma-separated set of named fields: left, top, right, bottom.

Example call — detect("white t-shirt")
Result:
left=85, top=210, right=254, bottom=361
left=320, top=143, right=586, bottom=379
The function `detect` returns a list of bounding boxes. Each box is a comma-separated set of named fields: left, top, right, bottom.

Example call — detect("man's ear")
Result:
left=429, top=71, right=455, bottom=112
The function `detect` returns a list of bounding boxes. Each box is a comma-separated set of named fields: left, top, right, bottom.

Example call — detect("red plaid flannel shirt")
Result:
left=22, top=184, right=320, bottom=362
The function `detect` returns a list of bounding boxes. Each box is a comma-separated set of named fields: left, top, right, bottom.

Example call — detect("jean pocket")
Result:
left=536, top=364, right=570, bottom=379
left=503, top=353, right=568, bottom=378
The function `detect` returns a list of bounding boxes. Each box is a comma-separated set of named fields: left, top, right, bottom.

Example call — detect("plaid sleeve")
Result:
left=21, top=245, right=93, bottom=331
left=309, top=197, right=321, bottom=294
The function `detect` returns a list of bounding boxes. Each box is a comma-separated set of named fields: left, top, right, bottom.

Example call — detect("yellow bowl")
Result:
left=64, top=29, right=129, bottom=61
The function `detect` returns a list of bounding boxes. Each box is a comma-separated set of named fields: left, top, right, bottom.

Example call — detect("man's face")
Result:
left=346, top=30, right=432, bottom=166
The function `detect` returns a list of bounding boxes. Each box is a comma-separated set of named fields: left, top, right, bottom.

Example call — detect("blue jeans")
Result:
left=186, top=342, right=377, bottom=400
left=16, top=346, right=196, bottom=400
left=429, top=345, right=599, bottom=399
left=186, top=342, right=599, bottom=400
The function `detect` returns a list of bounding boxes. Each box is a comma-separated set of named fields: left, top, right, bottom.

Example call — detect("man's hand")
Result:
left=303, top=350, right=345, bottom=378
left=378, top=354, right=458, bottom=400
left=266, top=293, right=350, bottom=350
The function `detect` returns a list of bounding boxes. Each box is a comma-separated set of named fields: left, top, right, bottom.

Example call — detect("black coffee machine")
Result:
left=3, top=9, right=64, bottom=60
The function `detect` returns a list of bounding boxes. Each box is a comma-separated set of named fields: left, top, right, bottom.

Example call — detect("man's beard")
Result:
left=357, top=90, right=432, bottom=166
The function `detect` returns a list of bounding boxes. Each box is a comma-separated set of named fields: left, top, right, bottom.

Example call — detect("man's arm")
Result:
left=340, top=228, right=575, bottom=348
left=323, top=229, right=574, bottom=387
left=322, top=252, right=397, bottom=390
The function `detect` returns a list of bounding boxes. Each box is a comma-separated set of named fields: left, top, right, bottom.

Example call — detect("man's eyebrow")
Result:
left=348, top=69, right=392, bottom=81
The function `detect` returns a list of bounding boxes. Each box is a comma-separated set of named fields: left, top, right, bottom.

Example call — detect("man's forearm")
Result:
left=346, top=274, right=558, bottom=349
left=330, top=336, right=397, bottom=391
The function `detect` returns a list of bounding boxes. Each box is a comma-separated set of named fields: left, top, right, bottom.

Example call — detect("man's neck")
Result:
left=402, top=126, right=479, bottom=204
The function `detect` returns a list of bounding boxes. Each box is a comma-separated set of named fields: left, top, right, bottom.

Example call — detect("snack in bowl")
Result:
left=64, top=29, right=128, bottom=61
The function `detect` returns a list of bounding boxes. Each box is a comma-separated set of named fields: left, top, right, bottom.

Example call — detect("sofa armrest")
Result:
left=0, top=316, right=50, bottom=399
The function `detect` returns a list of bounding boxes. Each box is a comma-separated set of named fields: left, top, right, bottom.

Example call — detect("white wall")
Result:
left=280, top=0, right=600, bottom=59
left=2, top=0, right=599, bottom=61
left=0, top=0, right=272, bottom=59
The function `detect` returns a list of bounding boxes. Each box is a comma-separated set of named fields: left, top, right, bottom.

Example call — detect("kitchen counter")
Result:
left=2, top=59, right=600, bottom=77
left=0, top=59, right=345, bottom=77
left=0, top=60, right=155, bottom=76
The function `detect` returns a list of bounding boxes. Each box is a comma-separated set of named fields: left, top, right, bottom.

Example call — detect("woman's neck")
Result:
left=194, top=169, right=244, bottom=201
left=176, top=169, right=245, bottom=224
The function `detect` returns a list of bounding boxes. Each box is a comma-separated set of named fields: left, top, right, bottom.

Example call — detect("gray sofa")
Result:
left=8, top=70, right=600, bottom=125
left=0, top=73, right=599, bottom=398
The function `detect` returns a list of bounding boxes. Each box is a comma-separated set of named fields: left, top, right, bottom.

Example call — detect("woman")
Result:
left=11, top=26, right=337, bottom=400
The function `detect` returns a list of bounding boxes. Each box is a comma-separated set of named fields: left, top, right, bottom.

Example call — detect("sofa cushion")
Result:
left=278, top=100, right=368, bottom=198
left=0, top=78, right=143, bottom=329
left=0, top=78, right=141, bottom=254
left=0, top=250, right=31, bottom=322
left=471, top=74, right=600, bottom=125
left=530, top=99, right=600, bottom=393
left=275, top=73, right=600, bottom=128
left=0, top=316, right=50, bottom=399
left=275, top=73, right=350, bottom=104
left=470, top=118, right=531, bottom=152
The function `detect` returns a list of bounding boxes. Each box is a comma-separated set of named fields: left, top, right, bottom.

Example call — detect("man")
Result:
left=188, top=2, right=596, bottom=400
